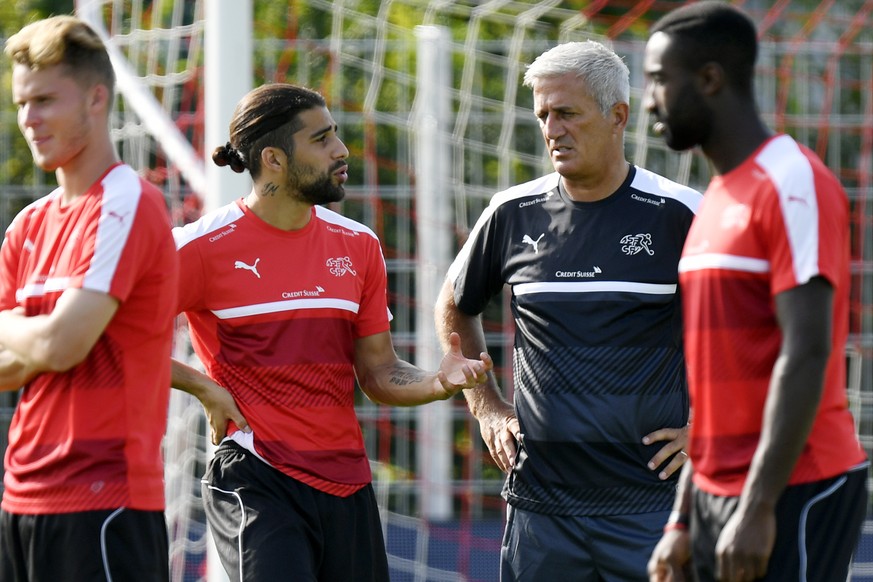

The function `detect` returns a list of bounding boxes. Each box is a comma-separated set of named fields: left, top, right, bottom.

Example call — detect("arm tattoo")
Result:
left=389, top=364, right=426, bottom=386
left=262, top=182, right=279, bottom=196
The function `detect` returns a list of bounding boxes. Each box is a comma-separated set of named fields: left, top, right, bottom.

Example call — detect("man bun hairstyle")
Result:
left=650, top=1, right=758, bottom=94
left=218, top=83, right=326, bottom=179
left=212, top=143, right=247, bottom=174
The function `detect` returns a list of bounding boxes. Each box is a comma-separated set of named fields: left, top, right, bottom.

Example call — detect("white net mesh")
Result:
left=69, top=1, right=873, bottom=580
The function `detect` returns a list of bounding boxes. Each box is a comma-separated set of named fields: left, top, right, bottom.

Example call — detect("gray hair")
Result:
left=523, top=40, right=630, bottom=116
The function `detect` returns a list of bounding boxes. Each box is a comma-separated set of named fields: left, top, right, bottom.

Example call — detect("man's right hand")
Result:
left=647, top=529, right=692, bottom=582
left=197, top=378, right=250, bottom=445
left=171, top=359, right=250, bottom=445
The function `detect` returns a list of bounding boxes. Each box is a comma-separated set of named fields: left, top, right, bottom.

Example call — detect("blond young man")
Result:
left=0, top=16, right=178, bottom=581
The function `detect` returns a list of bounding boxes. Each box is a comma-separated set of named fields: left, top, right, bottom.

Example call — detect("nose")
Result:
left=18, top=103, right=38, bottom=129
left=334, top=138, right=350, bottom=160
left=642, top=81, right=656, bottom=114
left=541, top=113, right=564, bottom=141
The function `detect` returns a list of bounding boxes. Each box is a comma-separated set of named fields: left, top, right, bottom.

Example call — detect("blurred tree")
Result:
left=2, top=0, right=73, bottom=37
left=32, top=0, right=74, bottom=16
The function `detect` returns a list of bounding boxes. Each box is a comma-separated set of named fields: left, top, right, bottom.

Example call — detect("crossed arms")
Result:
left=0, top=289, right=118, bottom=391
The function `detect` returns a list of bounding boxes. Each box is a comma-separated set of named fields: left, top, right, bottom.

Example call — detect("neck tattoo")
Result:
left=262, top=182, right=279, bottom=197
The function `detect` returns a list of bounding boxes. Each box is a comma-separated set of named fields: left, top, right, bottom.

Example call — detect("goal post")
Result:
left=413, top=24, right=454, bottom=521
left=204, top=0, right=253, bottom=212
left=203, top=8, right=254, bottom=582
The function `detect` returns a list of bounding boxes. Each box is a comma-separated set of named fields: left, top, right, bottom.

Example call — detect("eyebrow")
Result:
left=535, top=105, right=573, bottom=115
left=13, top=84, right=58, bottom=102
left=309, top=124, right=337, bottom=140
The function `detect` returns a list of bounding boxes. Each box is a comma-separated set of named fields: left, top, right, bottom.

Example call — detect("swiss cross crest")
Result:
left=327, top=256, right=357, bottom=277
left=620, top=233, right=655, bottom=256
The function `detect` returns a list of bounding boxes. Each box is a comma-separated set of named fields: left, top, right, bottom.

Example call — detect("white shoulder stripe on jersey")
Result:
left=513, top=280, right=677, bottom=296
left=488, top=172, right=561, bottom=209
left=755, top=135, right=821, bottom=285
left=315, top=205, right=380, bottom=241
left=447, top=173, right=560, bottom=283
left=630, top=166, right=703, bottom=214
left=212, top=297, right=361, bottom=320
left=83, top=165, right=142, bottom=294
left=679, top=253, right=770, bottom=274
left=173, top=201, right=246, bottom=249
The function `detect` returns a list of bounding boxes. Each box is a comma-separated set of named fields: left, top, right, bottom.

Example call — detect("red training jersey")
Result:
left=0, top=163, right=179, bottom=514
left=174, top=200, right=391, bottom=497
left=679, top=135, right=866, bottom=497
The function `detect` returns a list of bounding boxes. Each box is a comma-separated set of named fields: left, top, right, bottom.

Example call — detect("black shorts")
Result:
left=202, top=441, right=389, bottom=581
left=690, top=463, right=868, bottom=582
left=0, top=507, right=169, bottom=582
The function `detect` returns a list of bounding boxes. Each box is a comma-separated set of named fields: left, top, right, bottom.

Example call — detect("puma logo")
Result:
left=522, top=234, right=545, bottom=254
left=106, top=210, right=129, bottom=224
left=234, top=258, right=261, bottom=278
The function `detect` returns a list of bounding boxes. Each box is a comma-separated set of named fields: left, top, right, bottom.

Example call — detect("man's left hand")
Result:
left=643, top=424, right=689, bottom=479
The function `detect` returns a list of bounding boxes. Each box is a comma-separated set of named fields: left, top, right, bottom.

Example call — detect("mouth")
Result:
left=332, top=163, right=349, bottom=183
left=29, top=135, right=51, bottom=148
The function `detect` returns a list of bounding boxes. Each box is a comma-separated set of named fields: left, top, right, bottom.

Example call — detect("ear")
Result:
left=696, top=62, right=725, bottom=97
left=88, top=83, right=111, bottom=114
left=610, top=101, right=630, bottom=132
left=260, top=146, right=287, bottom=174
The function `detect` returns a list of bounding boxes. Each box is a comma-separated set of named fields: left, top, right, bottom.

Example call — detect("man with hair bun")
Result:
left=171, top=82, right=494, bottom=581
left=644, top=2, right=867, bottom=580
left=0, top=15, right=178, bottom=581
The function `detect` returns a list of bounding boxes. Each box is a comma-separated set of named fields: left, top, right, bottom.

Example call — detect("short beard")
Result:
left=298, top=174, right=345, bottom=205
left=662, top=96, right=713, bottom=153
left=288, top=160, right=346, bottom=206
